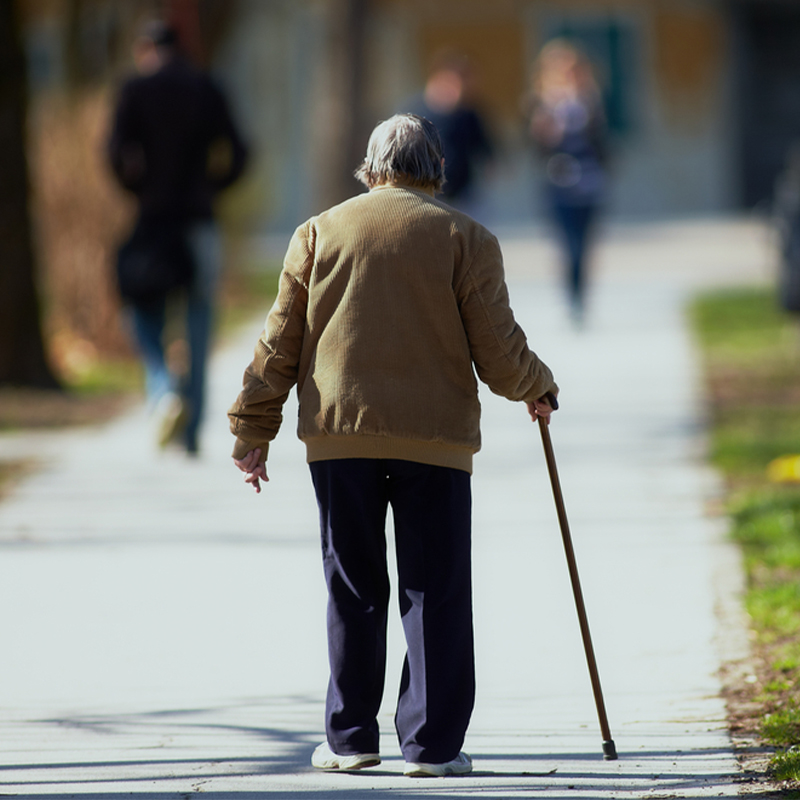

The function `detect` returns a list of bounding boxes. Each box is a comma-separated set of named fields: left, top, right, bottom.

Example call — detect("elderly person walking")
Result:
left=229, top=113, right=558, bottom=777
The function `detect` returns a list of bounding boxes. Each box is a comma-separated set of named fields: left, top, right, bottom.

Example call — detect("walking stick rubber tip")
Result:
left=602, top=740, right=618, bottom=760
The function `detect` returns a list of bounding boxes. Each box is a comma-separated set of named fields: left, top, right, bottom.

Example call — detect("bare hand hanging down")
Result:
left=234, top=447, right=268, bottom=493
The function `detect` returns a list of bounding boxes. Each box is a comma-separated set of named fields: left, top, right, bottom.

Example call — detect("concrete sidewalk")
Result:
left=0, top=217, right=775, bottom=798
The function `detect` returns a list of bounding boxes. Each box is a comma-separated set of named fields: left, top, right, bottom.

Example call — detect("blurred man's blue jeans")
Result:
left=131, top=221, right=222, bottom=453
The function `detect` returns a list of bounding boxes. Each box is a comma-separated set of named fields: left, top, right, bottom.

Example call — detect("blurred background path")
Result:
left=0, top=217, right=774, bottom=797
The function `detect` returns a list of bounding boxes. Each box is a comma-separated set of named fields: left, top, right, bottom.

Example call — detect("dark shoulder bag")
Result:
left=115, top=217, right=194, bottom=305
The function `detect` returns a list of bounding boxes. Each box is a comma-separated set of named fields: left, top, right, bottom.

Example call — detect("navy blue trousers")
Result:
left=309, top=458, right=475, bottom=764
left=552, top=202, right=596, bottom=312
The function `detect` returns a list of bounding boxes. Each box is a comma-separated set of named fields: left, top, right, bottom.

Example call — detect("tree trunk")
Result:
left=314, top=0, right=370, bottom=209
left=0, top=0, right=60, bottom=388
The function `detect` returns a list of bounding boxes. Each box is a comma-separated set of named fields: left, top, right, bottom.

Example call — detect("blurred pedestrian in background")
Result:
left=403, top=52, right=493, bottom=210
left=108, top=20, right=248, bottom=455
left=774, top=142, right=800, bottom=315
left=526, top=39, right=607, bottom=323
left=229, top=114, right=557, bottom=776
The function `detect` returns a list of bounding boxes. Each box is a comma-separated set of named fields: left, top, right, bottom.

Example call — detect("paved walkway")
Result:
left=0, top=217, right=775, bottom=798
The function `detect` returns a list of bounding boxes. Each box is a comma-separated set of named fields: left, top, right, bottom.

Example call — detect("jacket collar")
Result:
left=370, top=181, right=436, bottom=198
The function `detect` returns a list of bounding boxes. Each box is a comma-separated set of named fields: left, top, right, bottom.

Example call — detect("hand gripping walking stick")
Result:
left=537, top=397, right=618, bottom=761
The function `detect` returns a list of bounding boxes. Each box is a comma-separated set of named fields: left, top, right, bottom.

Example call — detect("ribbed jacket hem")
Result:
left=304, top=434, right=474, bottom=474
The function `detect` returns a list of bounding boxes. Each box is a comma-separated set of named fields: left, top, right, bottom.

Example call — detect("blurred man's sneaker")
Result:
left=311, top=742, right=380, bottom=771
left=155, top=392, right=187, bottom=448
left=404, top=751, right=472, bottom=777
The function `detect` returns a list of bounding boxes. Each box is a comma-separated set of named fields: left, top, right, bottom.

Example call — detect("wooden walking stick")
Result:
left=537, top=402, right=618, bottom=760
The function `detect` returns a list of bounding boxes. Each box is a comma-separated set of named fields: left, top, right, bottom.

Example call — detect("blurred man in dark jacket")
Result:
left=109, top=21, right=248, bottom=454
left=404, top=53, right=492, bottom=210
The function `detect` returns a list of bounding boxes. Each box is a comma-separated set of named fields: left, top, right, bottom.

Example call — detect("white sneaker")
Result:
left=311, top=742, right=380, bottom=771
left=404, top=751, right=472, bottom=777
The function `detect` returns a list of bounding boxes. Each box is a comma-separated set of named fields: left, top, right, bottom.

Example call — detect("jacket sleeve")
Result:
left=228, top=222, right=314, bottom=461
left=457, top=233, right=558, bottom=403
left=107, top=81, right=146, bottom=192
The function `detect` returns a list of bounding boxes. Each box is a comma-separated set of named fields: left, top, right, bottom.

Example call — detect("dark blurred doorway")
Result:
left=733, top=1, right=800, bottom=208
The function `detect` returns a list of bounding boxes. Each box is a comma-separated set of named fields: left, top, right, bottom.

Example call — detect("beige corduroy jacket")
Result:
left=228, top=183, right=557, bottom=474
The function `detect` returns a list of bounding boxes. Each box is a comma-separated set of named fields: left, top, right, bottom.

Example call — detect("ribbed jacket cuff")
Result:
left=231, top=439, right=270, bottom=462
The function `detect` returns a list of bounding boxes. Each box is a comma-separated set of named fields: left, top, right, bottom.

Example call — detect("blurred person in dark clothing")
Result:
left=527, top=39, right=607, bottom=324
left=404, top=53, right=492, bottom=209
left=775, top=142, right=800, bottom=314
left=108, top=20, right=248, bottom=454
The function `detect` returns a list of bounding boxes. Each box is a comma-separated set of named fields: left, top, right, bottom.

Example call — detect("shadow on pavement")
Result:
left=1, top=700, right=743, bottom=798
